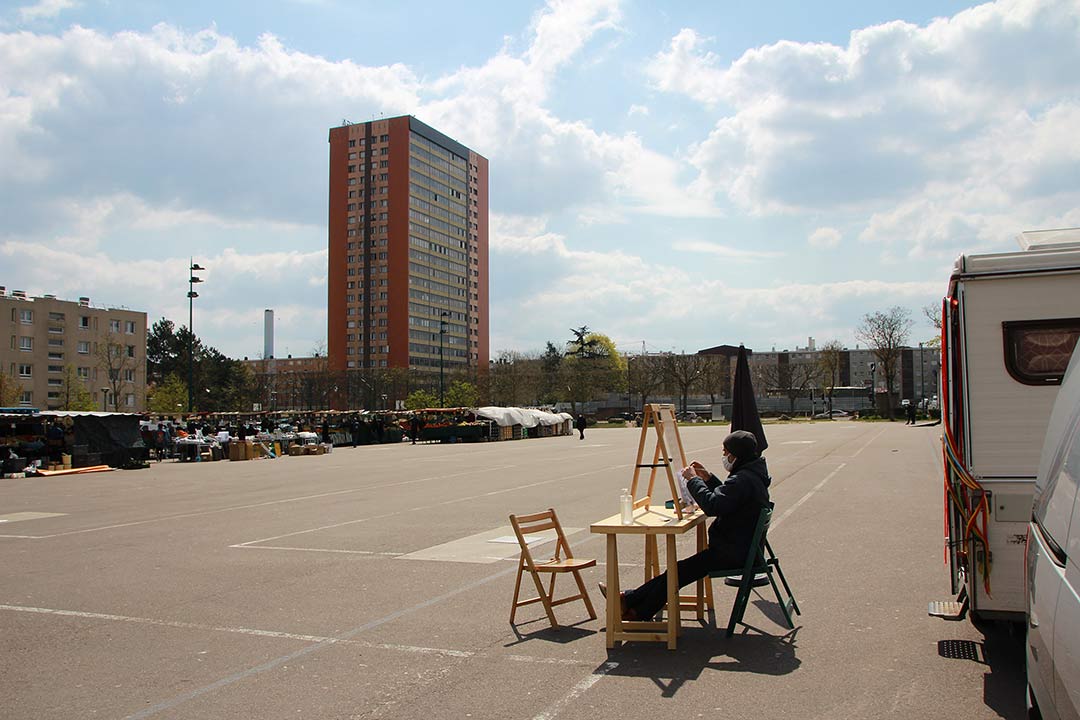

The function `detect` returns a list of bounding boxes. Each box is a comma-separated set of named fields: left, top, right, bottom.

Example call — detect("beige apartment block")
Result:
left=0, top=288, right=147, bottom=412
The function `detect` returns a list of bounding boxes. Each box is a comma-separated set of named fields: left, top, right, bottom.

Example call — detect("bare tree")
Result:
left=755, top=359, right=818, bottom=414
left=0, top=369, right=21, bottom=406
left=97, top=332, right=136, bottom=411
left=921, top=302, right=942, bottom=347
left=628, top=354, right=666, bottom=409
left=816, top=340, right=844, bottom=417
left=663, top=353, right=704, bottom=413
left=697, top=355, right=729, bottom=406
left=57, top=364, right=95, bottom=411
left=856, top=306, right=913, bottom=420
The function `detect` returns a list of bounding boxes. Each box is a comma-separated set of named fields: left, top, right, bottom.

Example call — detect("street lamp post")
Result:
left=187, top=260, right=205, bottom=413
left=101, top=387, right=110, bottom=412
left=439, top=312, right=449, bottom=407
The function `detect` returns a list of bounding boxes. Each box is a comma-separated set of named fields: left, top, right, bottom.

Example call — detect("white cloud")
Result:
left=628, top=103, right=649, bottom=117
left=646, top=0, right=1080, bottom=264
left=808, top=227, right=842, bottom=249
left=672, top=239, right=781, bottom=260
left=17, top=0, right=77, bottom=22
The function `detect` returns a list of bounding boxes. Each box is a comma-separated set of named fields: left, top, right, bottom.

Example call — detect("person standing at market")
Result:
left=410, top=414, right=423, bottom=444
left=600, top=430, right=771, bottom=622
left=575, top=414, right=587, bottom=440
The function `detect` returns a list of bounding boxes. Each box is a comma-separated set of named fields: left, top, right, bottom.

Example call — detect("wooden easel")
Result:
left=630, top=403, right=690, bottom=520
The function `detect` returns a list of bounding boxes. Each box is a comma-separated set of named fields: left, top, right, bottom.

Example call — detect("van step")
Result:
left=928, top=598, right=969, bottom=621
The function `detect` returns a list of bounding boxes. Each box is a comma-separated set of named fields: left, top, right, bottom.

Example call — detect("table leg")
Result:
left=606, top=534, right=619, bottom=649
left=666, top=534, right=678, bottom=649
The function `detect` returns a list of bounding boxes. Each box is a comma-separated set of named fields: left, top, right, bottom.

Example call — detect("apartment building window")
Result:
left=18, top=364, right=32, bottom=377
left=48, top=365, right=63, bottom=373
left=109, top=319, right=120, bottom=333
left=19, top=309, right=32, bottom=324
left=126, top=345, right=135, bottom=358
left=77, top=367, right=89, bottom=379
left=19, top=391, right=32, bottom=406
left=125, top=393, right=135, bottom=408
left=19, top=336, right=32, bottom=351
left=124, top=369, right=135, bottom=382
left=125, top=321, right=136, bottom=334
left=49, top=312, right=64, bottom=322
left=48, top=352, right=63, bottom=361
left=77, top=341, right=90, bottom=354
left=48, top=338, right=63, bottom=347
left=79, top=316, right=90, bottom=329
left=47, top=379, right=62, bottom=387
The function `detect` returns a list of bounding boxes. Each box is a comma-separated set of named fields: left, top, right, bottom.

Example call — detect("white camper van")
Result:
left=932, top=229, right=1080, bottom=623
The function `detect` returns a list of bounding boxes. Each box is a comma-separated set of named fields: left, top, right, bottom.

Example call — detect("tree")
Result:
left=537, top=342, right=563, bottom=404
left=628, top=354, right=666, bottom=408
left=663, top=353, right=704, bottom=413
left=922, top=302, right=942, bottom=347
left=56, top=364, right=95, bottom=411
left=697, top=355, right=729, bottom=406
left=856, top=306, right=913, bottom=420
left=563, top=330, right=625, bottom=411
left=755, top=357, right=819, bottom=414
left=0, top=369, right=23, bottom=406
left=816, top=340, right=844, bottom=416
left=445, top=380, right=479, bottom=408
left=405, top=389, right=438, bottom=410
left=147, top=374, right=189, bottom=415
left=98, top=331, right=136, bottom=411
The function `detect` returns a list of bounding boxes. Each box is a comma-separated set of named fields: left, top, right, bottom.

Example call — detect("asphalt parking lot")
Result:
left=0, top=420, right=1025, bottom=719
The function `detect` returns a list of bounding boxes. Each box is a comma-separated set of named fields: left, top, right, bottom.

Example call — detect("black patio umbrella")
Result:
left=730, top=344, right=768, bottom=454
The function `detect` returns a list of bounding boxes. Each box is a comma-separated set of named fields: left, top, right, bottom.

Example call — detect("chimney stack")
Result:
left=263, top=309, right=274, bottom=360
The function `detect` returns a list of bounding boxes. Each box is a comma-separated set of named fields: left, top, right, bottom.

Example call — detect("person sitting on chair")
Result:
left=600, top=430, right=771, bottom=621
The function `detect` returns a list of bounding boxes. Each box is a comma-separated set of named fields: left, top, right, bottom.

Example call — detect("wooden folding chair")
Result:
left=509, top=508, right=597, bottom=628
left=706, top=502, right=800, bottom=637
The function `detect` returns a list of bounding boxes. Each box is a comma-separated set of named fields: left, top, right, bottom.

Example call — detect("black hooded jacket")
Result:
left=686, top=456, right=772, bottom=562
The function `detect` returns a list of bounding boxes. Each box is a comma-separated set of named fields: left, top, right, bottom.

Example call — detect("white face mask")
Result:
left=722, top=456, right=735, bottom=472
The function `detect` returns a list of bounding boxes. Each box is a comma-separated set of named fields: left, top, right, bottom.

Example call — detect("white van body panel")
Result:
left=961, top=273, right=1080, bottom=480
left=1027, top=347, right=1080, bottom=720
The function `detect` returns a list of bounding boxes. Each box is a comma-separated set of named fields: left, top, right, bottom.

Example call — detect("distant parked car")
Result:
left=813, top=409, right=849, bottom=419
left=676, top=411, right=703, bottom=423
left=1026, top=347, right=1080, bottom=720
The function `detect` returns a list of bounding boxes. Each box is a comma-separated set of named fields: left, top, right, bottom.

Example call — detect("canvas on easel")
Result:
left=630, top=403, right=692, bottom=519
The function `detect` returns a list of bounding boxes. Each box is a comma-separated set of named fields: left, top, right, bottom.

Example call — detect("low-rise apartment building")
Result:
left=0, top=288, right=147, bottom=411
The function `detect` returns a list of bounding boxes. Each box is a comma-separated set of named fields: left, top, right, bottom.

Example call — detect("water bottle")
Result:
left=620, top=488, right=633, bottom=525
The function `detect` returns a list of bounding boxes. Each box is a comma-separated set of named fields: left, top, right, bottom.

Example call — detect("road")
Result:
left=0, top=420, right=1025, bottom=719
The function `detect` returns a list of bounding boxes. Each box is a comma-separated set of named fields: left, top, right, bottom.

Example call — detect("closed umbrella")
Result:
left=730, top=344, right=768, bottom=454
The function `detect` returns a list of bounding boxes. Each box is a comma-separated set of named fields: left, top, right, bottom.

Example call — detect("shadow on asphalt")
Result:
left=937, top=619, right=1026, bottom=719
left=505, top=618, right=596, bottom=646
left=601, top=624, right=801, bottom=697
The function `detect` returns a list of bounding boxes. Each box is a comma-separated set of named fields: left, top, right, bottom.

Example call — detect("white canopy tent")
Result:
left=475, top=407, right=572, bottom=428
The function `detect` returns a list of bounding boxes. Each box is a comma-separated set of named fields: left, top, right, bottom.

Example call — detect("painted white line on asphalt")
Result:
left=7, top=464, right=517, bottom=540
left=121, top=565, right=517, bottom=720
left=771, top=463, right=846, bottom=532
left=850, top=427, right=887, bottom=457
left=230, top=545, right=404, bottom=556
left=235, top=460, right=631, bottom=547
left=532, top=661, right=619, bottom=720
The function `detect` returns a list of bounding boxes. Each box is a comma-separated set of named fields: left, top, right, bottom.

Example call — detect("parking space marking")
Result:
left=1, top=464, right=517, bottom=540
left=772, top=463, right=846, bottom=532
left=532, top=661, right=619, bottom=720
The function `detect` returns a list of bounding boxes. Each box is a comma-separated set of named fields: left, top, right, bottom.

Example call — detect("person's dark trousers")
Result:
left=624, top=545, right=743, bottom=620
left=579, top=429, right=585, bottom=440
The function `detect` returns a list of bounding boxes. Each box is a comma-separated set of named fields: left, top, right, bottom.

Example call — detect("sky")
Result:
left=2, top=0, right=1079, bottom=360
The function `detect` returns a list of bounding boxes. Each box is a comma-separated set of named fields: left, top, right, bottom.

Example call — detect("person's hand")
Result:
left=689, top=461, right=709, bottom=480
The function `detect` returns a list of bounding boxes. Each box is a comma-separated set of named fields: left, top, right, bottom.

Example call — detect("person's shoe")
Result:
left=598, top=582, right=607, bottom=598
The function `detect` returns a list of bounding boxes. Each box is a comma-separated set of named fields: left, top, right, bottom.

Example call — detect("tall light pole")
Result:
left=101, top=388, right=110, bottom=412
left=188, top=260, right=205, bottom=413
left=439, top=312, right=449, bottom=407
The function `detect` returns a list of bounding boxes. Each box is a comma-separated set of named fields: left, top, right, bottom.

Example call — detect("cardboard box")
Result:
left=288, top=445, right=304, bottom=457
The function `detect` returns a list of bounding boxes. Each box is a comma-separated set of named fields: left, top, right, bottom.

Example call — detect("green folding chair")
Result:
left=707, top=502, right=800, bottom=637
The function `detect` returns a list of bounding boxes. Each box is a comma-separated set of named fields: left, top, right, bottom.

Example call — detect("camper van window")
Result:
left=1002, top=318, right=1080, bottom=385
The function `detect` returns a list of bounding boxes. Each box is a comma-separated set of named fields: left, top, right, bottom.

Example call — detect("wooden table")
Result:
left=590, top=505, right=708, bottom=650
